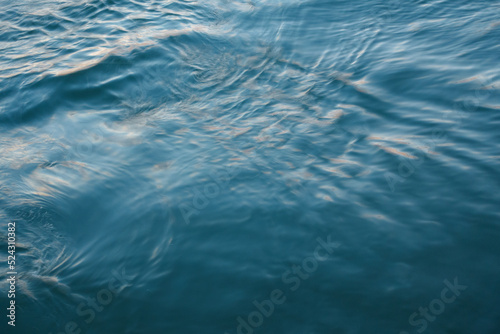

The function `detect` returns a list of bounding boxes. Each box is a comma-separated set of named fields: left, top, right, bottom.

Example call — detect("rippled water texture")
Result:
left=1, top=0, right=500, bottom=333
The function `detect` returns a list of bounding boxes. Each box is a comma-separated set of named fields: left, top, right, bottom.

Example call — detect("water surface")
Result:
left=1, top=0, right=499, bottom=333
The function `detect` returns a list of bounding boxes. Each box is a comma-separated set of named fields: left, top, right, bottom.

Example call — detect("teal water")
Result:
left=1, top=0, right=499, bottom=333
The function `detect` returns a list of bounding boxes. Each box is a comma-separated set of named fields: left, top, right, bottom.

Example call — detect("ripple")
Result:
left=1, top=0, right=500, bottom=333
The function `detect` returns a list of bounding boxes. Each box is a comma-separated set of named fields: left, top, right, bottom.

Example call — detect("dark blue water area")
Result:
left=0, top=0, right=500, bottom=333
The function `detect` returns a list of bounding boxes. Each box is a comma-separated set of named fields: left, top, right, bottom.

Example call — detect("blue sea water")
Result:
left=1, top=0, right=500, bottom=333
